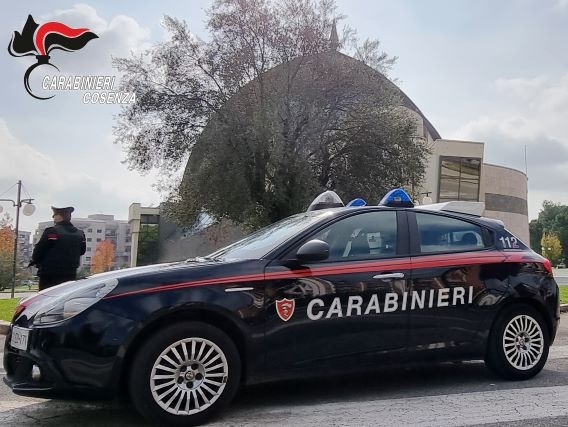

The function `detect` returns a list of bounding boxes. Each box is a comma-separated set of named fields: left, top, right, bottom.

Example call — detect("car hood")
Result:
left=96, top=258, right=268, bottom=299
left=16, top=258, right=265, bottom=321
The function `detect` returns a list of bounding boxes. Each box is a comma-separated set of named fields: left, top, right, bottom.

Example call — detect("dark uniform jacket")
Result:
left=31, top=221, right=86, bottom=276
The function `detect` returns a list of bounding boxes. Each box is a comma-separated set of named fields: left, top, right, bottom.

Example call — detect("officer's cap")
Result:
left=51, top=206, right=74, bottom=218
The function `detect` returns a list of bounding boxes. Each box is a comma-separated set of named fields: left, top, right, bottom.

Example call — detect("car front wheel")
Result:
left=129, top=321, right=241, bottom=426
left=485, top=305, right=549, bottom=380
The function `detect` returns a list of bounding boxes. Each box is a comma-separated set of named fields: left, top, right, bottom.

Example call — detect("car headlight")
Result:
left=33, top=279, right=118, bottom=326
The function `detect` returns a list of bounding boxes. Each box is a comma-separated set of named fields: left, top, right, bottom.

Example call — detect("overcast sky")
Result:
left=1, top=0, right=567, bottom=233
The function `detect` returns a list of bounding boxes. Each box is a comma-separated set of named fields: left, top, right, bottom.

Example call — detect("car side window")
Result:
left=310, top=211, right=398, bottom=261
left=415, top=212, right=485, bottom=254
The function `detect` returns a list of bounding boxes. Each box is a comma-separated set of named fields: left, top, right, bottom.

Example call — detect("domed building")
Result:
left=180, top=33, right=529, bottom=242
left=179, top=47, right=439, bottom=225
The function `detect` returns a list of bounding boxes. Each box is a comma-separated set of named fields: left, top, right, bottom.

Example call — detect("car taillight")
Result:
left=13, top=305, right=25, bottom=320
left=542, top=258, right=553, bottom=274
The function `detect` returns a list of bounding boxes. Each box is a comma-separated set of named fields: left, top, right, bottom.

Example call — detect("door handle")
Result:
left=372, top=272, right=405, bottom=280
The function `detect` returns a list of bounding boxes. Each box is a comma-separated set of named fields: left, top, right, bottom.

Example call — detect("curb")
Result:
left=561, top=304, right=568, bottom=314
left=0, top=320, right=10, bottom=335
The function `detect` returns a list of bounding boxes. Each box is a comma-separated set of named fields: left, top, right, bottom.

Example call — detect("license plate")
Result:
left=10, top=326, right=30, bottom=351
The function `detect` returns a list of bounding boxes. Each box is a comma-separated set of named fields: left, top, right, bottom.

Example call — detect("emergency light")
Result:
left=307, top=190, right=344, bottom=211
left=346, top=198, right=367, bottom=207
left=379, top=188, right=414, bottom=208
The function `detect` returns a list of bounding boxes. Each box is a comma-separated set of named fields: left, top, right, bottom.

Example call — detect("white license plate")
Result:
left=10, top=326, right=30, bottom=351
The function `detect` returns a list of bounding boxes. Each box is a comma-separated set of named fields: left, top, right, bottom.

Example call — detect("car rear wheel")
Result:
left=129, top=321, right=241, bottom=426
left=485, top=305, right=549, bottom=380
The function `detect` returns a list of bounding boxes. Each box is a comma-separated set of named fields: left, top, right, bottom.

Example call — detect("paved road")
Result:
left=554, top=268, right=568, bottom=285
left=0, top=292, right=36, bottom=300
left=0, top=314, right=567, bottom=426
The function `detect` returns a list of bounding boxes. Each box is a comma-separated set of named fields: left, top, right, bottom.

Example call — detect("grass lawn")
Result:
left=559, top=286, right=568, bottom=305
left=0, top=298, right=18, bottom=322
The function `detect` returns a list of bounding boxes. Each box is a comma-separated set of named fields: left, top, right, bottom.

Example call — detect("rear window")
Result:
left=416, top=213, right=486, bottom=254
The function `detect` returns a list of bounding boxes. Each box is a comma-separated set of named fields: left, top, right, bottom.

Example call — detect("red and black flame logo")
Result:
left=8, top=15, right=98, bottom=100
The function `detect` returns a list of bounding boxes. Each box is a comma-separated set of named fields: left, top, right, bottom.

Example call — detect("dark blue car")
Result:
left=4, top=189, right=559, bottom=426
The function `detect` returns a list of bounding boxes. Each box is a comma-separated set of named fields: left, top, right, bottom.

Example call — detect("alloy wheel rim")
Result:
left=150, top=338, right=229, bottom=415
left=502, top=315, right=544, bottom=371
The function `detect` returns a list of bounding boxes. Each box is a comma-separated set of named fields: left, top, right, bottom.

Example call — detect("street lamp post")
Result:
left=0, top=180, right=35, bottom=298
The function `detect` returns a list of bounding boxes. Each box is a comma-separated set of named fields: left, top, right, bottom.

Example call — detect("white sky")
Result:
left=1, top=0, right=567, bottom=233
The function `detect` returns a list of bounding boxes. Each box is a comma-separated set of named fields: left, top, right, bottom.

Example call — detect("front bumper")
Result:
left=3, top=327, right=108, bottom=399
left=3, top=310, right=130, bottom=400
left=4, top=347, right=68, bottom=398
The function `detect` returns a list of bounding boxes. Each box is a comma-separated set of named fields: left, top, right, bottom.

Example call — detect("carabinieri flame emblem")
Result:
left=8, top=15, right=98, bottom=100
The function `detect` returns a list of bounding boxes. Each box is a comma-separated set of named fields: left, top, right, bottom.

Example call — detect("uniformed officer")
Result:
left=30, top=206, right=86, bottom=291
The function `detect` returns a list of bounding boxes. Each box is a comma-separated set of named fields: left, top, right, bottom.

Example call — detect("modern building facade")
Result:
left=418, top=137, right=529, bottom=244
left=128, top=204, right=245, bottom=267
left=480, top=163, right=529, bottom=243
left=34, top=214, right=131, bottom=271
left=128, top=204, right=160, bottom=267
left=17, top=230, right=32, bottom=268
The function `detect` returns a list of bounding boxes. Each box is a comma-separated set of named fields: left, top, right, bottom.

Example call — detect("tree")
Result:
left=541, top=233, right=563, bottom=266
left=551, top=210, right=568, bottom=262
left=175, top=57, right=424, bottom=227
left=114, top=0, right=427, bottom=228
left=0, top=214, right=15, bottom=290
left=91, top=240, right=115, bottom=274
left=529, top=219, right=543, bottom=252
left=137, top=224, right=160, bottom=266
left=530, top=201, right=568, bottom=262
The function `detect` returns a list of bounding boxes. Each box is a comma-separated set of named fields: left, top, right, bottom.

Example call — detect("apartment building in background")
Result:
left=17, top=230, right=32, bottom=268
left=34, top=214, right=132, bottom=272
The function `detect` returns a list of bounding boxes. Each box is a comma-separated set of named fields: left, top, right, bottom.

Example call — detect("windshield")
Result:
left=207, top=210, right=336, bottom=261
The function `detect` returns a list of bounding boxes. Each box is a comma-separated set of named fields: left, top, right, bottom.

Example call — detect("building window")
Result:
left=438, top=157, right=481, bottom=202
left=97, top=229, right=102, bottom=233
left=87, top=228, right=92, bottom=233
left=97, top=238, right=102, bottom=242
left=87, top=238, right=92, bottom=242
left=86, top=257, right=91, bottom=261
left=141, top=214, right=160, bottom=225
left=87, top=247, right=91, bottom=252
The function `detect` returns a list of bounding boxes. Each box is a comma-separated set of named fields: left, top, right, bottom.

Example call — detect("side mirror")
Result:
left=296, top=239, right=329, bottom=262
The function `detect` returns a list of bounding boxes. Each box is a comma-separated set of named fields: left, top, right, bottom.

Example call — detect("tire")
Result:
left=129, top=321, right=241, bottom=426
left=485, top=304, right=550, bottom=380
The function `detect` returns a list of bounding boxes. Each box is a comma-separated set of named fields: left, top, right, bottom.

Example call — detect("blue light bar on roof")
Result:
left=379, top=188, right=414, bottom=208
left=346, top=198, right=367, bottom=207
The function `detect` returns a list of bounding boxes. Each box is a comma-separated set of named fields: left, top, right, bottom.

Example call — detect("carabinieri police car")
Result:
left=4, top=189, right=559, bottom=426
